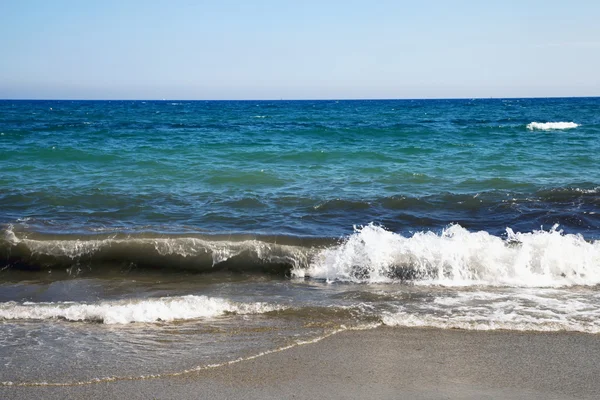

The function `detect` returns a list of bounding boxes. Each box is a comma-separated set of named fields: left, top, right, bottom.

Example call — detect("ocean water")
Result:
left=1, top=98, right=600, bottom=385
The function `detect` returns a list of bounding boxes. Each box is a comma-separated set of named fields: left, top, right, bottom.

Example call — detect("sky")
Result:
left=1, top=0, right=599, bottom=100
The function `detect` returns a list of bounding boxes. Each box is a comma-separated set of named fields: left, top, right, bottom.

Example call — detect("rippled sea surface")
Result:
left=1, top=98, right=599, bottom=385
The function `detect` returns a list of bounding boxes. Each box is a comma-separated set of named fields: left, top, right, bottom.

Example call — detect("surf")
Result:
left=3, top=223, right=600, bottom=288
left=0, top=295, right=282, bottom=324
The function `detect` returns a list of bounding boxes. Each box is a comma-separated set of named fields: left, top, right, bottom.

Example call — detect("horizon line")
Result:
left=1, top=95, right=599, bottom=102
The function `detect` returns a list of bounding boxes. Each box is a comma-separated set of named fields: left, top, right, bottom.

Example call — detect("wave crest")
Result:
left=1, top=227, right=313, bottom=275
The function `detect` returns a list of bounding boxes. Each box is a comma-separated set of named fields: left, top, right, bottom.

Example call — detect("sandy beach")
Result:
left=2, top=326, right=598, bottom=399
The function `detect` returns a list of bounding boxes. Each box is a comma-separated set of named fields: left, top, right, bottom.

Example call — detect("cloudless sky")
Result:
left=1, top=0, right=599, bottom=99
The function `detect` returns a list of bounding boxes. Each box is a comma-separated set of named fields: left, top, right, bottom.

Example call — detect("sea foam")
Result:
left=380, top=289, right=600, bottom=333
left=0, top=295, right=282, bottom=324
left=527, top=122, right=579, bottom=130
left=297, top=224, right=600, bottom=287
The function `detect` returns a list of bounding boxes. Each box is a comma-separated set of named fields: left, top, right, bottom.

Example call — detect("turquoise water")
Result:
left=1, top=98, right=599, bottom=238
left=1, top=98, right=600, bottom=386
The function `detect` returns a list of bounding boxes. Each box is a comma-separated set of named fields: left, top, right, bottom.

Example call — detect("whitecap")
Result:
left=527, top=122, right=579, bottom=130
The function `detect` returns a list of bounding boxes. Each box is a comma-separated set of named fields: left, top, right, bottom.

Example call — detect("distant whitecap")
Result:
left=527, top=121, right=579, bottom=130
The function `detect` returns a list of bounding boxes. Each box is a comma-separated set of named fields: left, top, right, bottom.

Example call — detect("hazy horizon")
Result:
left=2, top=95, right=599, bottom=102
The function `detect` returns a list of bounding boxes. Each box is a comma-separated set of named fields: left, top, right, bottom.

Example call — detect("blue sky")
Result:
left=1, top=0, right=599, bottom=99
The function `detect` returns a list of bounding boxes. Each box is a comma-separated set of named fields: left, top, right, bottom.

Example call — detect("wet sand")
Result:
left=2, top=327, right=599, bottom=399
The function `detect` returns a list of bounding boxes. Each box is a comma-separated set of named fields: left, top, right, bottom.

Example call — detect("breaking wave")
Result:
left=300, top=224, right=600, bottom=286
left=2, top=224, right=600, bottom=287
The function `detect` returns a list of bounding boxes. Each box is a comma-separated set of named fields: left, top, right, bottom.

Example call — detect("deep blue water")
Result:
left=1, top=98, right=599, bottom=239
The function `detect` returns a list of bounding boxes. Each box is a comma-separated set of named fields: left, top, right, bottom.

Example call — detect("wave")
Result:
left=527, top=122, right=579, bottom=130
left=0, top=295, right=281, bottom=324
left=2, top=224, right=600, bottom=287
left=296, top=224, right=600, bottom=287
left=1, top=226, right=315, bottom=275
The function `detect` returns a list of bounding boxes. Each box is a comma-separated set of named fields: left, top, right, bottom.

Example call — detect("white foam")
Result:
left=527, top=122, right=579, bottom=130
left=296, top=224, right=600, bottom=287
left=572, top=187, right=600, bottom=194
left=0, top=295, right=282, bottom=324
left=381, top=289, right=600, bottom=333
left=2, top=225, right=20, bottom=245
left=381, top=312, right=600, bottom=333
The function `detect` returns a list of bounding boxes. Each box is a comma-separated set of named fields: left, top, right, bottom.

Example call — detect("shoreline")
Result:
left=2, top=326, right=598, bottom=399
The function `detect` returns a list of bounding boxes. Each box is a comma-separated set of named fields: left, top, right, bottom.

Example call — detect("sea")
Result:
left=1, top=98, right=599, bottom=385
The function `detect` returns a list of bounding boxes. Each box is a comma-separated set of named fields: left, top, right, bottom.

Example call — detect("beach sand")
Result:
left=2, top=327, right=598, bottom=399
